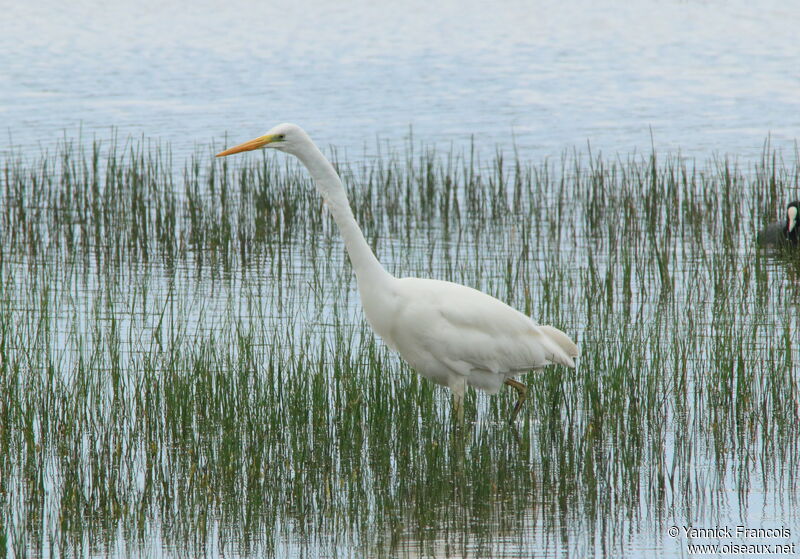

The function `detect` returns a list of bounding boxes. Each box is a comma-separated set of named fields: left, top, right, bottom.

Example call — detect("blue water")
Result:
left=2, top=0, right=799, bottom=161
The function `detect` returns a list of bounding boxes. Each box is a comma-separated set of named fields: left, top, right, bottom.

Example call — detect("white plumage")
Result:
left=217, top=123, right=578, bottom=422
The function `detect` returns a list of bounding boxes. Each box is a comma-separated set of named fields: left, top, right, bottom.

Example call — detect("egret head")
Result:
left=216, top=123, right=309, bottom=158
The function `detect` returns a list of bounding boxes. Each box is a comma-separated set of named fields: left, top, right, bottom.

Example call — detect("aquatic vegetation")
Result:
left=0, top=137, right=798, bottom=557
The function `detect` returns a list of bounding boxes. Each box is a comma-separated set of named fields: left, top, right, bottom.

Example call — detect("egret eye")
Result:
left=275, top=134, right=286, bottom=141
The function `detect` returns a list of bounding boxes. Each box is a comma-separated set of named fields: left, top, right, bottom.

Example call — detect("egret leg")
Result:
left=504, top=379, right=528, bottom=424
left=450, top=379, right=466, bottom=425
left=452, top=393, right=464, bottom=424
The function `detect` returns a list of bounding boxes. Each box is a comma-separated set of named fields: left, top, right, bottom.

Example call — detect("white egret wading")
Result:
left=217, top=123, right=578, bottom=423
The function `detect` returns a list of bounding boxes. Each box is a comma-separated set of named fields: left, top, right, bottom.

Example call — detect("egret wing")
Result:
left=391, top=278, right=577, bottom=382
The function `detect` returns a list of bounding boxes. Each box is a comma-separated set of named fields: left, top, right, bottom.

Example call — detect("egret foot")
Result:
left=504, top=379, right=528, bottom=424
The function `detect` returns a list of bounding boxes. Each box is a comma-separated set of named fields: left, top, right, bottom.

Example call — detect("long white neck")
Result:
left=293, top=141, right=392, bottom=285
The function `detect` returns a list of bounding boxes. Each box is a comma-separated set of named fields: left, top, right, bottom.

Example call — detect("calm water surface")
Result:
left=2, top=0, right=799, bottom=161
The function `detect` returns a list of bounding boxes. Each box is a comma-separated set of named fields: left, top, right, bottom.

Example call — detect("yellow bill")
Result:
left=216, top=134, right=277, bottom=157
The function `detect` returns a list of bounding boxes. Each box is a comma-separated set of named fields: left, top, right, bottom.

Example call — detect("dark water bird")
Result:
left=757, top=201, right=800, bottom=248
left=216, top=123, right=578, bottom=423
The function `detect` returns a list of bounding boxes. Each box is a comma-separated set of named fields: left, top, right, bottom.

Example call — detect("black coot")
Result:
left=757, top=201, right=800, bottom=248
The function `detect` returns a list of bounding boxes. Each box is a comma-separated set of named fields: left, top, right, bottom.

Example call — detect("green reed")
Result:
left=1, top=136, right=799, bottom=557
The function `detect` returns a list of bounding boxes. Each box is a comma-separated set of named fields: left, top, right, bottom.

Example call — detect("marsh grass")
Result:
left=1, top=137, right=799, bottom=557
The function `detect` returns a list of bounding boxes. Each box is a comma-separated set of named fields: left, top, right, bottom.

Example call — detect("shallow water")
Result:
left=2, top=144, right=800, bottom=557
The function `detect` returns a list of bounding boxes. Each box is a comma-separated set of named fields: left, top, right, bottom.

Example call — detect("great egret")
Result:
left=216, top=123, right=578, bottom=423
left=757, top=201, right=800, bottom=248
